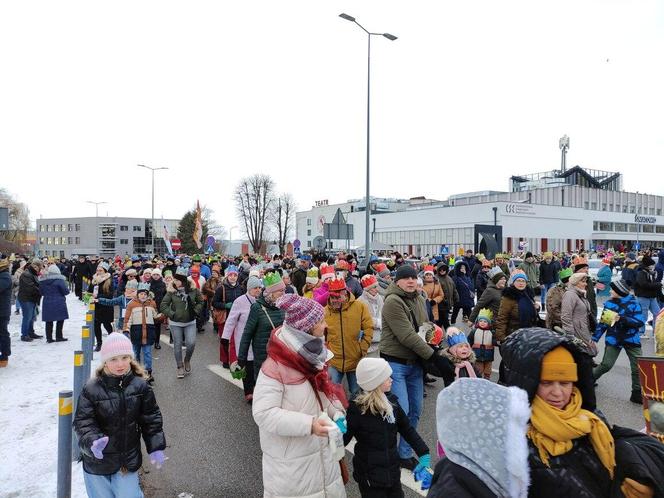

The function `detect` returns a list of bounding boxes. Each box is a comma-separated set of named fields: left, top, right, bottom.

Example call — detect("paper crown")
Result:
left=360, top=274, right=378, bottom=289
left=328, top=277, right=347, bottom=293
left=543, top=252, right=553, bottom=258
left=137, top=282, right=151, bottom=293
left=602, top=256, right=612, bottom=265
left=423, top=265, right=435, bottom=274
left=482, top=258, right=493, bottom=267
left=175, top=266, right=189, bottom=277
left=263, top=272, right=283, bottom=287
left=558, top=268, right=573, bottom=280
left=477, top=308, right=494, bottom=323
left=306, top=267, right=320, bottom=284
left=446, top=329, right=469, bottom=348
left=572, top=255, right=588, bottom=266
left=320, top=264, right=335, bottom=281
left=335, top=260, right=350, bottom=271
left=487, top=266, right=503, bottom=279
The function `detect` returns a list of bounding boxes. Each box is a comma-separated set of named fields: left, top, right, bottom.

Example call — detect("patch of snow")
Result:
left=0, top=294, right=100, bottom=497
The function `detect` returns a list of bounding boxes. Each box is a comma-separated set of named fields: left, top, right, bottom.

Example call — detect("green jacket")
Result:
left=380, top=283, right=433, bottom=362
left=518, top=260, right=540, bottom=291
left=160, top=289, right=204, bottom=323
left=238, top=296, right=285, bottom=364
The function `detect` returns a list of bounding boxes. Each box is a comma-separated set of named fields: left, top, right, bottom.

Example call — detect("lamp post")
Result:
left=86, top=201, right=107, bottom=256
left=339, top=13, right=397, bottom=265
left=137, top=164, right=169, bottom=256
left=228, top=225, right=239, bottom=256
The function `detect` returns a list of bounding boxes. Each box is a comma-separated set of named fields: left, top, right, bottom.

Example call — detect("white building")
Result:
left=296, top=169, right=664, bottom=257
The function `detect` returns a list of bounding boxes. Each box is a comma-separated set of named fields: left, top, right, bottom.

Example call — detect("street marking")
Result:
left=207, top=364, right=244, bottom=389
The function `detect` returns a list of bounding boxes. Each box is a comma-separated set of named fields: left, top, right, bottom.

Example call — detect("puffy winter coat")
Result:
left=238, top=296, right=285, bottom=366
left=544, top=283, right=566, bottom=329
left=123, top=299, right=158, bottom=345
left=73, top=367, right=165, bottom=475
left=222, top=293, right=256, bottom=360
left=656, top=250, right=664, bottom=282
left=593, top=295, right=643, bottom=348
left=518, top=260, right=540, bottom=291
left=324, top=294, right=373, bottom=373
left=429, top=458, right=496, bottom=498
left=343, top=392, right=428, bottom=488
left=0, top=269, right=11, bottom=319
left=380, top=283, right=433, bottom=362
left=452, top=262, right=475, bottom=308
left=561, top=286, right=592, bottom=346
left=344, top=275, right=363, bottom=299
left=39, top=273, right=70, bottom=322
left=435, top=264, right=458, bottom=309
left=494, top=286, right=538, bottom=342
left=252, top=333, right=345, bottom=498
left=212, top=280, right=244, bottom=311
left=469, top=280, right=502, bottom=323
left=474, top=270, right=489, bottom=300
left=89, top=273, right=115, bottom=323
left=357, top=291, right=384, bottom=351
left=159, top=288, right=204, bottom=324
left=621, top=262, right=639, bottom=288
left=539, top=260, right=561, bottom=285
left=634, top=266, right=661, bottom=299
left=18, top=266, right=41, bottom=304
left=422, top=280, right=444, bottom=321
left=149, top=278, right=167, bottom=309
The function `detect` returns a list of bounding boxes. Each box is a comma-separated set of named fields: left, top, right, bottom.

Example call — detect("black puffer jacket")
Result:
left=17, top=265, right=41, bottom=304
left=343, top=392, right=428, bottom=488
left=429, top=458, right=496, bottom=498
left=73, top=367, right=166, bottom=475
left=149, top=278, right=167, bottom=308
left=634, top=266, right=661, bottom=299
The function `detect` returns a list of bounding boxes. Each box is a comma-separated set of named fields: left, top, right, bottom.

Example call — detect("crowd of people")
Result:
left=1, top=246, right=664, bottom=497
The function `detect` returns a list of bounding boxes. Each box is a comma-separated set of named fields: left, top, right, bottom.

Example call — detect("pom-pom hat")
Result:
left=100, top=332, right=134, bottom=363
left=423, top=265, right=435, bottom=275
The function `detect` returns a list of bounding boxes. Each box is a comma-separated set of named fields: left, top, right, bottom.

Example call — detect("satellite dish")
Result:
left=312, top=236, right=326, bottom=251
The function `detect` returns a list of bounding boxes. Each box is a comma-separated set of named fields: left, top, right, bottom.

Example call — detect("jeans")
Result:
left=83, top=470, right=144, bottom=498
left=594, top=344, right=642, bottom=394
left=328, top=365, right=359, bottom=395
left=541, top=283, right=555, bottom=307
left=0, top=317, right=10, bottom=360
left=133, top=343, right=153, bottom=371
left=15, top=298, right=21, bottom=314
left=171, top=321, right=197, bottom=367
left=20, top=301, right=37, bottom=337
left=388, top=361, right=424, bottom=459
left=637, top=297, right=661, bottom=335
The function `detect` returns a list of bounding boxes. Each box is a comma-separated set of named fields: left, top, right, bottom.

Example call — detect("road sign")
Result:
left=293, top=239, right=301, bottom=249
left=634, top=242, right=641, bottom=250
left=440, top=245, right=449, bottom=255
left=171, top=239, right=181, bottom=251
left=312, top=236, right=326, bottom=251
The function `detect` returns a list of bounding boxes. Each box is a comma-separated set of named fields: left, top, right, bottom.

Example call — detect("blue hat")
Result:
left=226, top=265, right=239, bottom=275
left=131, top=255, right=140, bottom=262
left=300, top=254, right=312, bottom=261
left=508, top=270, right=528, bottom=286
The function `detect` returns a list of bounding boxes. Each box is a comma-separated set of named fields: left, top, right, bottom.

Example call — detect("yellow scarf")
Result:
left=527, top=387, right=616, bottom=478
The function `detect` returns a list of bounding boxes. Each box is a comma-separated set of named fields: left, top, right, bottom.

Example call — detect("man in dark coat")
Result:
left=73, top=255, right=91, bottom=300
left=290, top=255, right=311, bottom=296
left=0, top=256, right=12, bottom=366
left=18, top=258, right=43, bottom=341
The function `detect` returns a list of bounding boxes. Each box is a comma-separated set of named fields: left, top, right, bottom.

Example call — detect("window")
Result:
left=614, top=223, right=627, bottom=232
left=627, top=224, right=638, bottom=232
left=120, top=225, right=128, bottom=231
left=630, top=206, right=636, bottom=214
left=584, top=201, right=589, bottom=210
left=47, top=237, right=52, bottom=244
left=307, top=229, right=311, bottom=236
left=615, top=204, right=620, bottom=212
left=39, top=237, right=45, bottom=244
left=39, top=224, right=44, bottom=232
left=306, top=219, right=311, bottom=226
left=54, top=237, right=60, bottom=245
left=593, top=221, right=599, bottom=231
left=608, top=204, right=613, bottom=212
left=650, top=208, right=655, bottom=215
left=622, top=205, right=628, bottom=213
left=658, top=209, right=662, bottom=216
left=46, top=224, right=50, bottom=231
left=133, top=225, right=141, bottom=231
left=68, top=237, right=73, bottom=244
left=642, top=224, right=654, bottom=233
left=591, top=202, right=597, bottom=210
left=75, top=237, right=80, bottom=244
left=307, top=240, right=312, bottom=248
left=657, top=226, right=664, bottom=234
left=120, top=239, right=128, bottom=245
left=601, top=203, right=607, bottom=211
left=75, top=224, right=81, bottom=231
left=599, top=222, right=612, bottom=231
left=67, top=224, right=74, bottom=231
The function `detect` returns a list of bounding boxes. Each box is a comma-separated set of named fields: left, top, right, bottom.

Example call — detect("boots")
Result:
left=147, top=370, right=154, bottom=384
left=0, top=359, right=8, bottom=367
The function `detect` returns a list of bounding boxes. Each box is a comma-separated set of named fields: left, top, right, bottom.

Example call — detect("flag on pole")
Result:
left=162, top=218, right=173, bottom=257
left=193, top=200, right=203, bottom=249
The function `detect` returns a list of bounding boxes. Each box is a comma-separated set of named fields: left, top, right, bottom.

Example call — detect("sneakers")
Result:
left=20, top=336, right=33, bottom=342
left=399, top=457, right=418, bottom=471
left=630, top=391, right=643, bottom=404
left=177, top=367, right=185, bottom=379
left=147, top=371, right=155, bottom=384
left=184, top=360, right=191, bottom=373
left=222, top=362, right=230, bottom=369
left=424, top=375, right=437, bottom=384
left=55, top=337, right=68, bottom=342
left=154, top=343, right=161, bottom=350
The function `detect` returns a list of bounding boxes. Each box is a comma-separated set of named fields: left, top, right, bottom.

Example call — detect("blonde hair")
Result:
left=96, top=358, right=148, bottom=379
left=354, top=388, right=393, bottom=419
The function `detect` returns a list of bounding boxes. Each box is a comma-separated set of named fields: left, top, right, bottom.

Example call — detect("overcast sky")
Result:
left=1, top=1, right=663, bottom=234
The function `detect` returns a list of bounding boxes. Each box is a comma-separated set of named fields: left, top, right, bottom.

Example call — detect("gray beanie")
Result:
left=247, top=275, right=263, bottom=291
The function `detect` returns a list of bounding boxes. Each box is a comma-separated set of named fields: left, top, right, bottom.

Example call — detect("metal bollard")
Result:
left=72, top=351, right=85, bottom=461
left=57, top=390, right=73, bottom=498
left=81, top=326, right=92, bottom=380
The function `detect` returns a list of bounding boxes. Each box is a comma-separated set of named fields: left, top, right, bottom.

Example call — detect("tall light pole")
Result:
left=559, top=135, right=570, bottom=173
left=339, top=13, right=397, bottom=264
left=137, top=164, right=169, bottom=256
left=86, top=201, right=107, bottom=256
left=228, top=225, right=239, bottom=256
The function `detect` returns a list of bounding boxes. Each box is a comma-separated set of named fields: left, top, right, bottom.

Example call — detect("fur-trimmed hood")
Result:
left=440, top=347, right=476, bottom=365
left=92, top=272, right=112, bottom=286
left=437, top=378, right=531, bottom=497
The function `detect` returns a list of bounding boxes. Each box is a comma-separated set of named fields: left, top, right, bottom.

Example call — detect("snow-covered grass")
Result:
left=0, top=293, right=99, bottom=497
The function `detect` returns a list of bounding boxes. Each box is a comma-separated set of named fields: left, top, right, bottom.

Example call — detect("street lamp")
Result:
left=137, top=164, right=169, bottom=256
left=228, top=225, right=239, bottom=256
left=339, top=13, right=397, bottom=265
left=86, top=201, right=107, bottom=256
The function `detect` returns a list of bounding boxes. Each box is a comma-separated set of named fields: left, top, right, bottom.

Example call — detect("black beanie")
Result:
left=610, top=279, right=631, bottom=297
left=395, top=265, right=418, bottom=281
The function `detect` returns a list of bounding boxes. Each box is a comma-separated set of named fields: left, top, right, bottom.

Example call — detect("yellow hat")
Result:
left=540, top=346, right=577, bottom=382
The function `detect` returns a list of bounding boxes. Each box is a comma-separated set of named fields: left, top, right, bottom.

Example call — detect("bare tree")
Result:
left=234, top=174, right=275, bottom=253
left=271, top=193, right=296, bottom=255
left=0, top=188, right=31, bottom=243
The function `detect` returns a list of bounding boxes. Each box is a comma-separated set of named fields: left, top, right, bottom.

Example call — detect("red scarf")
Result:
left=262, top=329, right=348, bottom=408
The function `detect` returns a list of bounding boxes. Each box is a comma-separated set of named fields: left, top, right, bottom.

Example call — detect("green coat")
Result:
left=518, top=260, right=540, bottom=291
left=380, top=283, right=433, bottom=362
left=160, top=289, right=204, bottom=323
left=238, top=296, right=285, bottom=366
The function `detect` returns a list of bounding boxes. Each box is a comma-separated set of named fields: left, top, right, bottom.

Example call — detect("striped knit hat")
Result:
left=100, top=332, right=134, bottom=363
left=276, top=294, right=324, bottom=333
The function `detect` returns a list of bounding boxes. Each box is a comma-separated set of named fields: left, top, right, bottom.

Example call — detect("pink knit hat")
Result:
left=276, top=294, right=324, bottom=333
left=100, top=332, right=134, bottom=363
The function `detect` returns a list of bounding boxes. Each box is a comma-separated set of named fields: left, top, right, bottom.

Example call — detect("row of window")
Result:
left=584, top=202, right=662, bottom=215
left=38, top=223, right=142, bottom=232
left=40, top=237, right=81, bottom=245
left=593, top=221, right=664, bottom=234
left=41, top=250, right=66, bottom=258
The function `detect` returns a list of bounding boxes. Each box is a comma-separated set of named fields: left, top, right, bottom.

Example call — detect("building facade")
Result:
left=36, top=217, right=180, bottom=258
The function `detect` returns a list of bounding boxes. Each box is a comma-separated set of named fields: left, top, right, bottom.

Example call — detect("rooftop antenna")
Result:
left=559, top=135, right=570, bottom=173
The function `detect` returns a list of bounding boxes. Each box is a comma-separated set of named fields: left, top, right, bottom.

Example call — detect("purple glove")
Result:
left=91, top=436, right=109, bottom=460
left=149, top=450, right=166, bottom=469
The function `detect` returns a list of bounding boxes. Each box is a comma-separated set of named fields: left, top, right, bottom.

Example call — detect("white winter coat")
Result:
left=252, top=334, right=346, bottom=498
left=358, top=291, right=384, bottom=352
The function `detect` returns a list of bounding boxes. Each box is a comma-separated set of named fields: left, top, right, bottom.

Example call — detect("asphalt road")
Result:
left=140, top=319, right=654, bottom=498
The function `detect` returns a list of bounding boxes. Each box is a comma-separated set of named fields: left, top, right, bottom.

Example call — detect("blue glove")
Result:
left=90, top=436, right=109, bottom=460
left=413, top=466, right=433, bottom=491
left=413, top=453, right=431, bottom=474
left=149, top=450, right=167, bottom=469
left=333, top=415, right=347, bottom=434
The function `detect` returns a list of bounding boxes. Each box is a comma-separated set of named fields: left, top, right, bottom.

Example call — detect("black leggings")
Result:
left=358, top=481, right=404, bottom=498
left=94, top=320, right=113, bottom=346
left=46, top=320, right=64, bottom=340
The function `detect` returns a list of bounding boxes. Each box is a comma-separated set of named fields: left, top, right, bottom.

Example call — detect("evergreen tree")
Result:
left=177, top=209, right=208, bottom=255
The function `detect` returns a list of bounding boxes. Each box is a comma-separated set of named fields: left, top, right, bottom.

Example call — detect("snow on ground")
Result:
left=0, top=293, right=99, bottom=498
